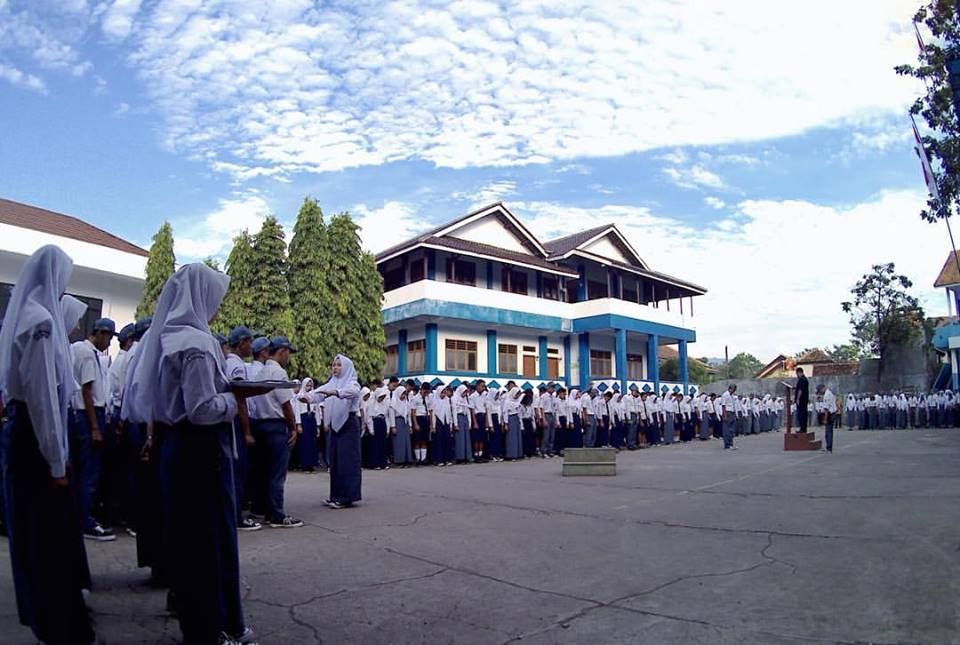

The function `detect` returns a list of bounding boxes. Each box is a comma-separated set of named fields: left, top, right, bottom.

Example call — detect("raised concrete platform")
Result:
left=784, top=431, right=822, bottom=451
left=562, top=447, right=617, bottom=476
left=2, top=429, right=959, bottom=644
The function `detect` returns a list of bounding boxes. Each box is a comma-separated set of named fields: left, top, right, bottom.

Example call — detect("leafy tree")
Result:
left=726, top=352, right=762, bottom=379
left=326, top=213, right=385, bottom=382
left=136, top=221, right=176, bottom=319
left=895, top=2, right=960, bottom=222
left=826, top=343, right=861, bottom=361
left=660, top=357, right=711, bottom=385
left=203, top=257, right=221, bottom=271
left=841, top=263, right=925, bottom=376
left=249, top=216, right=294, bottom=339
left=287, top=197, right=333, bottom=379
left=216, top=231, right=257, bottom=335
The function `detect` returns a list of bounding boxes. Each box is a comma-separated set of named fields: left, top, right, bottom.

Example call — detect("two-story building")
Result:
left=376, top=202, right=707, bottom=395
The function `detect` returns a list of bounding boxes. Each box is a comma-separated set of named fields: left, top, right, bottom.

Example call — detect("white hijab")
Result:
left=125, top=264, right=230, bottom=424
left=318, top=354, right=360, bottom=431
left=0, top=245, right=75, bottom=422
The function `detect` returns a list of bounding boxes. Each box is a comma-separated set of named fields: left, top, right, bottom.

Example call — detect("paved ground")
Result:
left=2, top=428, right=960, bottom=644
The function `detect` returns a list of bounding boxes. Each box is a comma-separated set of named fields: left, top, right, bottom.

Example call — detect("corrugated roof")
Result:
left=934, top=251, right=960, bottom=288
left=0, top=198, right=148, bottom=257
left=542, top=224, right=611, bottom=256
left=796, top=348, right=833, bottom=364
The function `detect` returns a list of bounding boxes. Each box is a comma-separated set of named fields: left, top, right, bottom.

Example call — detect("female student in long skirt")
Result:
left=567, top=389, right=584, bottom=448
left=412, top=384, right=432, bottom=465
left=368, top=387, right=390, bottom=470
left=390, top=383, right=414, bottom=467
left=487, top=388, right=504, bottom=462
left=555, top=388, right=568, bottom=455
left=124, top=263, right=251, bottom=645
left=302, top=355, right=362, bottom=509
left=0, top=246, right=96, bottom=645
left=431, top=386, right=454, bottom=466
left=295, top=379, right=320, bottom=472
left=503, top=383, right=523, bottom=460
left=452, top=384, right=473, bottom=464
left=520, top=390, right=536, bottom=457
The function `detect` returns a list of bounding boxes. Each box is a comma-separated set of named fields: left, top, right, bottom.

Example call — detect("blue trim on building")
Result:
left=397, top=329, right=408, bottom=375
left=383, top=299, right=571, bottom=332
left=425, top=323, right=438, bottom=372
left=487, top=329, right=497, bottom=375
left=678, top=339, right=688, bottom=394
left=647, top=334, right=659, bottom=393
left=563, top=335, right=571, bottom=386
left=578, top=332, right=590, bottom=389
left=615, top=328, right=627, bottom=394
left=538, top=335, right=548, bottom=378
left=572, top=314, right=695, bottom=342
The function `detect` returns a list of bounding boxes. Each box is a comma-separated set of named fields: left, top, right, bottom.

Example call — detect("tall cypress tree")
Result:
left=326, top=213, right=385, bottom=382
left=249, top=216, right=293, bottom=338
left=136, top=221, right=176, bottom=319
left=287, top=197, right=332, bottom=379
left=216, top=231, right=256, bottom=335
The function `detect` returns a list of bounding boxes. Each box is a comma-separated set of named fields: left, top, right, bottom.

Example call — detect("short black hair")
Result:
left=388, top=376, right=400, bottom=384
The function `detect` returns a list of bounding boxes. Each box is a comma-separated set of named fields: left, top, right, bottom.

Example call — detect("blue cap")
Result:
left=133, top=317, right=151, bottom=339
left=228, top=325, right=253, bottom=347
left=93, top=318, right=117, bottom=335
left=251, top=337, right=271, bottom=355
left=118, top=323, right=136, bottom=343
left=213, top=332, right=228, bottom=345
left=268, top=336, right=298, bottom=353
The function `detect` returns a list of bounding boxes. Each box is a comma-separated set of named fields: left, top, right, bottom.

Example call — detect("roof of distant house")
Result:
left=0, top=198, right=148, bottom=257
left=934, top=251, right=960, bottom=288
left=795, top=348, right=834, bottom=365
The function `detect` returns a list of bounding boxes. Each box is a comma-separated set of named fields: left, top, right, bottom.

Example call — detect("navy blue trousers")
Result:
left=299, top=413, right=319, bottom=470
left=487, top=415, right=504, bottom=458
left=252, top=419, right=291, bottom=523
left=371, top=417, right=388, bottom=469
left=329, top=416, right=362, bottom=504
left=68, top=407, right=106, bottom=532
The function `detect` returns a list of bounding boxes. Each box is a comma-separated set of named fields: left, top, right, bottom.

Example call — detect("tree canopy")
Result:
left=659, top=357, right=711, bottom=385
left=249, top=216, right=294, bottom=338
left=725, top=352, right=762, bottom=379
left=136, top=221, right=176, bottom=319
left=287, top=197, right=333, bottom=379
left=216, top=230, right=257, bottom=335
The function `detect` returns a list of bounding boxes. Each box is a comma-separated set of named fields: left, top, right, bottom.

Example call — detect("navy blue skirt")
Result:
left=299, top=413, right=319, bottom=470
left=330, top=415, right=362, bottom=504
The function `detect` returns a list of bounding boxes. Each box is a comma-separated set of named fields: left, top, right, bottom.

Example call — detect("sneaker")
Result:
left=125, top=527, right=137, bottom=538
left=329, top=501, right=353, bottom=510
left=84, top=525, right=116, bottom=542
left=269, top=516, right=303, bottom=528
left=238, top=518, right=262, bottom=532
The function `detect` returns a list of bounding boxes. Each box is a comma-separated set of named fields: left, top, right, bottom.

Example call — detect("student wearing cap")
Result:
left=224, top=326, right=260, bottom=532
left=0, top=246, right=97, bottom=645
left=252, top=336, right=303, bottom=528
left=69, top=316, right=117, bottom=541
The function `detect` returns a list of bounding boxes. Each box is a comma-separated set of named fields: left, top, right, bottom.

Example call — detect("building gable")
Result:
left=446, top=213, right=532, bottom=254
left=583, top=236, right=635, bottom=266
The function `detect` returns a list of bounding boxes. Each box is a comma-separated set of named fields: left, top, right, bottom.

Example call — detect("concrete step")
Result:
left=563, top=463, right=616, bottom=476
left=563, top=447, right=617, bottom=476
left=784, top=431, right=821, bottom=451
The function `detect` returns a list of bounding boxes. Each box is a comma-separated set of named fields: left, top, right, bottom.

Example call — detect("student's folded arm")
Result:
left=183, top=351, right=238, bottom=426
left=337, top=382, right=362, bottom=400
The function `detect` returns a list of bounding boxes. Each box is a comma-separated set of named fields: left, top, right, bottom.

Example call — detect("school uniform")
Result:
left=597, top=396, right=611, bottom=448
left=224, top=351, right=255, bottom=524
left=431, top=393, right=455, bottom=465
left=452, top=385, right=473, bottom=463
left=567, top=390, right=584, bottom=449
left=411, top=391, right=432, bottom=464
left=487, top=391, right=505, bottom=460
left=699, top=396, right=712, bottom=440
left=625, top=393, right=640, bottom=449
left=252, top=359, right=296, bottom=524
left=0, top=249, right=95, bottom=645
left=504, top=387, right=523, bottom=459
left=579, top=391, right=596, bottom=448
left=680, top=397, right=694, bottom=442
left=541, top=390, right=558, bottom=456
left=390, top=388, right=414, bottom=466
left=662, top=396, right=676, bottom=445
left=521, top=401, right=536, bottom=457
left=306, top=357, right=362, bottom=507
left=720, top=391, right=736, bottom=449
left=469, top=389, right=488, bottom=460
left=295, top=382, right=320, bottom=471
left=555, top=395, right=569, bottom=454
left=822, top=388, right=837, bottom=452
left=69, top=337, right=111, bottom=537
left=125, top=263, right=246, bottom=644
left=845, top=395, right=856, bottom=429
left=365, top=388, right=390, bottom=470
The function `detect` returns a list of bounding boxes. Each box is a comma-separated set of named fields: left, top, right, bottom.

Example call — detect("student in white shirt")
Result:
left=431, top=385, right=455, bottom=466
left=580, top=388, right=597, bottom=448
left=452, top=384, right=474, bottom=464
left=411, top=383, right=433, bottom=465
left=818, top=385, right=838, bottom=452
left=469, top=380, right=490, bottom=461
left=368, top=386, right=391, bottom=470
left=487, top=387, right=505, bottom=461
left=389, top=378, right=414, bottom=467
left=720, top=385, right=738, bottom=450
left=541, top=383, right=559, bottom=457
left=294, top=378, right=321, bottom=472
left=503, top=382, right=524, bottom=459
left=567, top=389, right=584, bottom=448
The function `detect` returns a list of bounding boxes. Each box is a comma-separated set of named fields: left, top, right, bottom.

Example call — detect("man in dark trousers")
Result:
left=794, top=367, right=810, bottom=433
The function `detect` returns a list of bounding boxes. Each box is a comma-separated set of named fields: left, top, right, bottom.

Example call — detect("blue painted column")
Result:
left=538, top=335, right=548, bottom=380
left=563, top=335, right=571, bottom=388
left=647, top=334, right=659, bottom=393
left=398, top=329, right=408, bottom=376
left=425, top=323, right=438, bottom=373
left=678, top=339, right=689, bottom=394
left=577, top=264, right=587, bottom=302
left=578, top=332, right=590, bottom=389
left=426, top=249, right=436, bottom=280
left=615, top=328, right=627, bottom=394
left=487, top=329, right=497, bottom=377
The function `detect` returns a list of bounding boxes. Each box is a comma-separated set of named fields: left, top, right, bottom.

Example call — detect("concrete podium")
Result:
left=563, top=447, right=617, bottom=476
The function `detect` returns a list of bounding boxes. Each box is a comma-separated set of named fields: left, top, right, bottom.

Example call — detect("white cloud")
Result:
left=514, top=190, right=947, bottom=360
left=112, top=101, right=130, bottom=116
left=105, top=0, right=921, bottom=179
left=451, top=180, right=517, bottom=207
left=100, top=0, right=142, bottom=42
left=704, top=196, right=726, bottom=209
left=0, top=62, right=46, bottom=93
left=352, top=201, right=434, bottom=254
left=664, top=165, right=725, bottom=190
left=173, top=193, right=273, bottom=261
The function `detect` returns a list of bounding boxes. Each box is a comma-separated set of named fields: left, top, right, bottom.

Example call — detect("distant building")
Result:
left=0, top=198, right=147, bottom=345
left=376, top=202, right=707, bottom=395
left=755, top=349, right=858, bottom=379
left=933, top=250, right=960, bottom=390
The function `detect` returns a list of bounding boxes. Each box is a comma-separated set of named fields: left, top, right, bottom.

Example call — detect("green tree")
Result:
left=136, top=221, right=176, bottom=319
left=826, top=343, right=861, bottom=361
left=895, top=2, right=960, bottom=222
left=841, top=263, right=926, bottom=376
left=287, top=197, right=333, bottom=379
left=203, top=257, right=221, bottom=271
left=660, top=357, right=710, bottom=385
left=216, top=231, right=256, bottom=335
left=326, top=213, right=385, bottom=382
left=726, top=352, right=762, bottom=379
left=249, top=216, right=293, bottom=338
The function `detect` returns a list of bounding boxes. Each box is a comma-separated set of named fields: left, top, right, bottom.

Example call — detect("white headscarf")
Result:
left=318, top=354, right=360, bottom=431
left=124, top=264, right=230, bottom=424
left=297, top=377, right=314, bottom=397
left=60, top=294, right=88, bottom=398
left=0, top=246, right=74, bottom=423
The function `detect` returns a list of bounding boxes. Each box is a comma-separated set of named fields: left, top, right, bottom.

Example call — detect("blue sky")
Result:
left=0, top=0, right=950, bottom=359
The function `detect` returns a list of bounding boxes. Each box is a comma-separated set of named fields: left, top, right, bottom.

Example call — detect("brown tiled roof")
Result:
left=755, top=354, right=789, bottom=378
left=543, top=224, right=611, bottom=256
left=813, top=362, right=859, bottom=376
left=425, top=236, right=578, bottom=276
left=796, top=348, right=833, bottom=365
left=934, top=251, right=960, bottom=287
left=0, top=198, right=148, bottom=257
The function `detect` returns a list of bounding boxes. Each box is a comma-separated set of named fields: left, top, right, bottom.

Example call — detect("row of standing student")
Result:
left=843, top=392, right=960, bottom=430
left=0, top=247, right=366, bottom=645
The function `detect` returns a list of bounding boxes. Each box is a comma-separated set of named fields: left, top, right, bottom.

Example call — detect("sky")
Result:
left=0, top=0, right=950, bottom=360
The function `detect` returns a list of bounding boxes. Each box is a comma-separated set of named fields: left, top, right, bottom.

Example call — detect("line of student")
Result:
left=843, top=391, right=959, bottom=429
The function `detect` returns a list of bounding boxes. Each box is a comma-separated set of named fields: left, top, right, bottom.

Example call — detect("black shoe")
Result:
left=84, top=524, right=116, bottom=542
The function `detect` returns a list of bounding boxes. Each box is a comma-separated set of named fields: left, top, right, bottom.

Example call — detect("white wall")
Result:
left=584, top=236, right=632, bottom=265
left=0, top=223, right=146, bottom=279
left=447, top=217, right=530, bottom=253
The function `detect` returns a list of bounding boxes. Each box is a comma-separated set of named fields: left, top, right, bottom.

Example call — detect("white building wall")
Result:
left=447, top=217, right=529, bottom=253
left=583, top=237, right=632, bottom=265
left=437, top=324, right=488, bottom=374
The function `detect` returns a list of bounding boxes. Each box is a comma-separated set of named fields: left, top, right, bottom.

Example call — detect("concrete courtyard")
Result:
left=2, top=428, right=959, bottom=644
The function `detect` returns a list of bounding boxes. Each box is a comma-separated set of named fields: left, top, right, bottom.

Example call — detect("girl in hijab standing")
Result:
left=0, top=246, right=96, bottom=645
left=295, top=379, right=320, bottom=472
left=368, top=387, right=390, bottom=470
left=452, top=384, right=474, bottom=464
left=503, top=382, right=523, bottom=460
left=390, top=382, right=414, bottom=467
left=487, top=388, right=504, bottom=461
left=124, top=263, right=252, bottom=645
left=302, top=355, right=362, bottom=508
